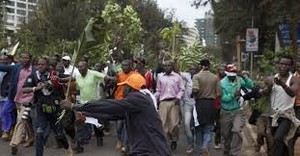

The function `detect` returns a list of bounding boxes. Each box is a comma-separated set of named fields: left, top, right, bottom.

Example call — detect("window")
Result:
left=17, top=2, right=26, bottom=8
left=28, top=11, right=34, bottom=17
left=17, top=17, right=25, bottom=23
left=28, top=0, right=37, bottom=3
left=28, top=4, right=36, bottom=10
left=7, top=15, right=15, bottom=21
left=6, top=8, right=15, bottom=13
left=6, top=1, right=15, bottom=6
left=17, top=10, right=26, bottom=16
left=5, top=22, right=14, bottom=26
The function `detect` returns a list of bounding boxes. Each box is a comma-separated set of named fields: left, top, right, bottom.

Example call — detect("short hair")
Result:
left=39, top=57, right=49, bottom=64
left=122, top=59, right=132, bottom=65
left=163, top=60, right=174, bottom=65
left=281, top=55, right=294, bottom=65
left=20, top=52, right=32, bottom=59
left=200, top=59, right=210, bottom=67
left=79, top=60, right=88, bottom=67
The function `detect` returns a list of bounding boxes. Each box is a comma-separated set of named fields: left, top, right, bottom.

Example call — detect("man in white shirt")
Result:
left=62, top=55, right=79, bottom=77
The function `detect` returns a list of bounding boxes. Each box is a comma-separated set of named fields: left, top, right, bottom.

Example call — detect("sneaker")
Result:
left=11, top=146, right=18, bottom=155
left=171, top=141, right=177, bottom=150
left=56, top=135, right=69, bottom=149
left=116, top=140, right=123, bottom=150
left=72, top=146, right=84, bottom=153
left=185, top=147, right=194, bottom=154
left=214, top=144, right=221, bottom=149
left=121, top=146, right=127, bottom=153
left=1, top=132, right=10, bottom=141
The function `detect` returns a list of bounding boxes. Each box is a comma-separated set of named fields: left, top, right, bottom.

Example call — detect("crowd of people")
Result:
left=0, top=51, right=299, bottom=156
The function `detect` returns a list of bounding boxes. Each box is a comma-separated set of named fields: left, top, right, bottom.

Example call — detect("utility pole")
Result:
left=236, top=35, right=245, bottom=70
left=250, top=3, right=255, bottom=77
left=250, top=15, right=254, bottom=77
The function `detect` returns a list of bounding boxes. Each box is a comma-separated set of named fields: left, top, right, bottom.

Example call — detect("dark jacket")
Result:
left=23, top=70, right=65, bottom=105
left=74, top=92, right=171, bottom=156
left=1, top=71, right=12, bottom=98
left=0, top=63, right=35, bottom=100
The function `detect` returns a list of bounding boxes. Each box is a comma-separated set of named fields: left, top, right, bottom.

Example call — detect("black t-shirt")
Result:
left=23, top=71, right=64, bottom=105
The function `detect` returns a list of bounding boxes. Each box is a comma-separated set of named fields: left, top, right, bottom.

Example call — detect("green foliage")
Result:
left=160, top=22, right=181, bottom=49
left=257, top=50, right=276, bottom=75
left=0, top=38, right=8, bottom=50
left=274, top=47, right=293, bottom=59
left=16, top=0, right=88, bottom=56
left=175, top=40, right=222, bottom=71
left=160, top=21, right=186, bottom=64
left=14, top=0, right=172, bottom=66
left=193, top=0, right=300, bottom=63
left=178, top=40, right=206, bottom=71
left=44, top=40, right=76, bottom=56
left=100, top=2, right=144, bottom=59
left=257, top=47, right=294, bottom=75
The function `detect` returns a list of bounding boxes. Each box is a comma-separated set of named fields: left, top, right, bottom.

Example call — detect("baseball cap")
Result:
left=117, top=73, right=146, bottom=91
left=225, top=64, right=237, bottom=76
left=62, top=56, right=71, bottom=61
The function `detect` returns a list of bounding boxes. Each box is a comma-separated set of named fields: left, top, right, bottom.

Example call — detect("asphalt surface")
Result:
left=0, top=123, right=268, bottom=156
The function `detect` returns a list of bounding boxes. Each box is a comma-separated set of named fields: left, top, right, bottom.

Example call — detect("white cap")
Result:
left=225, top=71, right=237, bottom=76
left=62, top=56, right=71, bottom=61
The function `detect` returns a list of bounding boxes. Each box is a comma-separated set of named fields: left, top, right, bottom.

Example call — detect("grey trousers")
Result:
left=220, top=109, right=245, bottom=156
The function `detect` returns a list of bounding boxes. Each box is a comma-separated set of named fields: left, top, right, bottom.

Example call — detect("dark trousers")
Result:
left=288, top=106, right=300, bottom=156
left=76, top=123, right=92, bottom=147
left=35, top=105, right=68, bottom=156
left=270, top=117, right=292, bottom=156
left=94, top=125, right=104, bottom=138
left=214, top=108, right=221, bottom=145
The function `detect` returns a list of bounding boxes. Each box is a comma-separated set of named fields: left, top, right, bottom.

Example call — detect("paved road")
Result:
left=0, top=123, right=268, bottom=156
left=1, top=112, right=300, bottom=156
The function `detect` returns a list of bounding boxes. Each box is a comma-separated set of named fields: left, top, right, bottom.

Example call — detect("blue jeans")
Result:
left=182, top=103, right=195, bottom=148
left=1, top=100, right=15, bottom=132
left=116, top=120, right=128, bottom=146
left=35, top=105, right=67, bottom=156
left=195, top=123, right=214, bottom=155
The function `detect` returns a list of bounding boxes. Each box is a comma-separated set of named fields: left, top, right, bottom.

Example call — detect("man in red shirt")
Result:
left=134, top=58, right=154, bottom=92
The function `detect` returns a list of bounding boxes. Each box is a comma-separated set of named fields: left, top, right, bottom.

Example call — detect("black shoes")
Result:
left=171, top=141, right=177, bottom=150
left=11, top=146, right=18, bottom=155
left=97, top=137, right=103, bottom=146
left=55, top=135, right=69, bottom=149
left=72, top=146, right=84, bottom=153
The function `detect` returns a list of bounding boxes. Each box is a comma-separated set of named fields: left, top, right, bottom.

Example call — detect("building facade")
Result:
left=195, top=11, right=219, bottom=47
left=3, top=0, right=38, bottom=32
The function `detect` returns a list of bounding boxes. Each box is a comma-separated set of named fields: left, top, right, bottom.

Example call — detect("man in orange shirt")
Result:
left=113, top=59, right=136, bottom=153
left=114, top=60, right=136, bottom=100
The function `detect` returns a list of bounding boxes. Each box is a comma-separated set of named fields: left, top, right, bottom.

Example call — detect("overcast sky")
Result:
left=156, top=0, right=211, bottom=28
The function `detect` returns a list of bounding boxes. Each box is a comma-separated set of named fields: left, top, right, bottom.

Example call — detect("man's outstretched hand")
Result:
left=60, top=99, right=73, bottom=109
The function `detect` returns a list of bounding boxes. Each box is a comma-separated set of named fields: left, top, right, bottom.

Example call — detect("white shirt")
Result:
left=180, top=72, right=195, bottom=106
left=271, top=74, right=295, bottom=112
left=64, top=65, right=80, bottom=78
